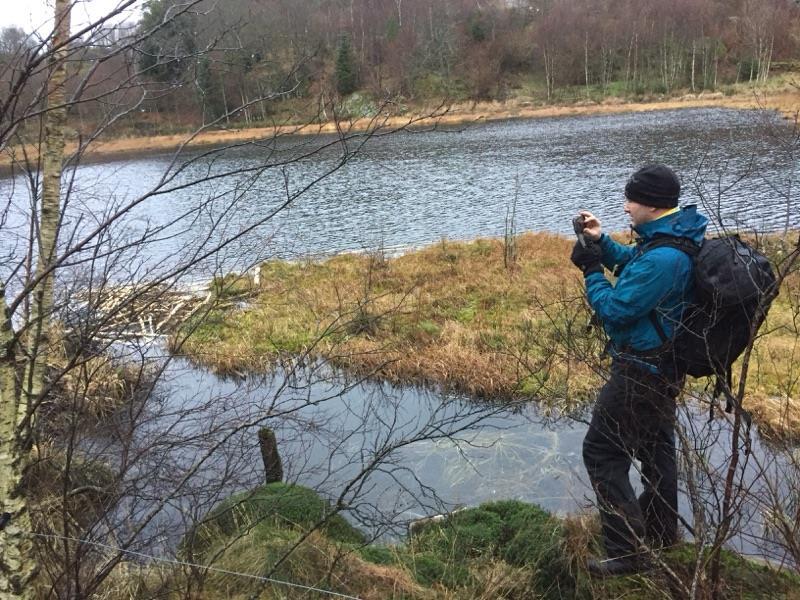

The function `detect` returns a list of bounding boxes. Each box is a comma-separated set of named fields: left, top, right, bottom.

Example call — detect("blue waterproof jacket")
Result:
left=584, top=205, right=708, bottom=368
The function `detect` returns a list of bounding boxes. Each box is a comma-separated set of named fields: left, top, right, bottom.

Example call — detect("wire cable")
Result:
left=32, top=532, right=364, bottom=600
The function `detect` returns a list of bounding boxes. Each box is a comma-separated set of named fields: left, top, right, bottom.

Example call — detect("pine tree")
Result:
left=335, top=35, right=357, bottom=96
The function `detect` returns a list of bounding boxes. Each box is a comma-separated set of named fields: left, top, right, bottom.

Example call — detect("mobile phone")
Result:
left=572, top=215, right=587, bottom=247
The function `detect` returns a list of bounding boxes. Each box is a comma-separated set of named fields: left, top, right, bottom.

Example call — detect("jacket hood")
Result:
left=633, top=204, right=707, bottom=245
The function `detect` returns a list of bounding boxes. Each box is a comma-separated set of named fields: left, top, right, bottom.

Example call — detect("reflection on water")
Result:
left=403, top=428, right=581, bottom=511
left=135, top=358, right=590, bottom=543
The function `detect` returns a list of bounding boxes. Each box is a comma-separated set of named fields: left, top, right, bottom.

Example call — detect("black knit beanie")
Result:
left=624, top=164, right=681, bottom=208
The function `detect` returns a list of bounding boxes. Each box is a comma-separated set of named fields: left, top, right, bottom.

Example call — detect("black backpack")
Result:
left=644, top=234, right=777, bottom=403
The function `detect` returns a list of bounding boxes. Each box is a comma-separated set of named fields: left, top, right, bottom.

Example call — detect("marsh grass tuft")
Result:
left=46, top=324, right=155, bottom=420
left=182, top=483, right=421, bottom=600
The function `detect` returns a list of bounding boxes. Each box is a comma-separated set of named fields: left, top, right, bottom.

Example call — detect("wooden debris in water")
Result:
left=71, top=283, right=212, bottom=340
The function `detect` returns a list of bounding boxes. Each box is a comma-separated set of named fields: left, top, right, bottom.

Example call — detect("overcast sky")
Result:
left=0, top=0, right=142, bottom=33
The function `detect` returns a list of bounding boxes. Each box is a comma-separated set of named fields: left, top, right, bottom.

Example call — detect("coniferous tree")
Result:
left=335, top=34, right=357, bottom=96
left=137, top=0, right=197, bottom=83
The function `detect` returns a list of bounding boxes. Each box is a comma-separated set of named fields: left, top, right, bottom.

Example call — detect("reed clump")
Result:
left=176, top=232, right=800, bottom=438
left=47, top=326, right=154, bottom=422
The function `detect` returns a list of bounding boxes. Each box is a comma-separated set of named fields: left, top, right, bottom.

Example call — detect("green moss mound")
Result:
left=187, top=482, right=365, bottom=553
left=179, top=484, right=420, bottom=599
left=574, top=542, right=800, bottom=599
left=403, top=500, right=575, bottom=596
left=664, top=545, right=800, bottom=599
left=401, top=501, right=800, bottom=599
left=406, top=551, right=473, bottom=588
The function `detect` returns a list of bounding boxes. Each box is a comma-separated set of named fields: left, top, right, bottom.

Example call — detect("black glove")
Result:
left=570, top=240, right=603, bottom=275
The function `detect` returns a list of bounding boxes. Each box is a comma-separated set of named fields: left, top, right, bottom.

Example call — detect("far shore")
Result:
left=2, top=90, right=798, bottom=172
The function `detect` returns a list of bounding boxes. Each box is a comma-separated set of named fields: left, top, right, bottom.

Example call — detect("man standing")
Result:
left=570, top=164, right=708, bottom=576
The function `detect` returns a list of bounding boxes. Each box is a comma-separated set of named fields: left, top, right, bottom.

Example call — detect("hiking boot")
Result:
left=586, top=554, right=653, bottom=578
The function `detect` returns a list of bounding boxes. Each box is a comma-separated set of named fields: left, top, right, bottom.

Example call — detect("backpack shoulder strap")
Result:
left=641, top=234, right=701, bottom=257
left=642, top=234, right=701, bottom=346
left=649, top=311, right=668, bottom=345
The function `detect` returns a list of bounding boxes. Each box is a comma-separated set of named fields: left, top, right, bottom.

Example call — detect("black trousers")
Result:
left=582, top=360, right=680, bottom=558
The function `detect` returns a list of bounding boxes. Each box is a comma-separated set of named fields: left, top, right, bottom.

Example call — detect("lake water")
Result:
left=1, top=108, right=797, bottom=281
left=4, top=108, right=798, bottom=563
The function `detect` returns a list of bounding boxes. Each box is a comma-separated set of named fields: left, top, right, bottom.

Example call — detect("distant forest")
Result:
left=2, top=0, right=799, bottom=132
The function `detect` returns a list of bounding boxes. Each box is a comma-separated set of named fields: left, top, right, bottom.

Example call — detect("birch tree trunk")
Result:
left=0, top=283, right=32, bottom=600
left=220, top=77, right=230, bottom=124
left=584, top=32, right=590, bottom=98
left=625, top=34, right=633, bottom=91
left=702, top=40, right=708, bottom=89
left=759, top=35, right=774, bottom=83
left=543, top=46, right=553, bottom=102
left=1, top=2, right=70, bottom=597
left=26, top=0, right=69, bottom=413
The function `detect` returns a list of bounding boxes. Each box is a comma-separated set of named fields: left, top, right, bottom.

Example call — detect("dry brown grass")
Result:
left=466, top=559, right=538, bottom=600
left=54, top=354, right=138, bottom=416
left=195, top=529, right=428, bottom=600
left=561, top=511, right=603, bottom=567
left=47, top=329, right=150, bottom=420
left=87, top=542, right=428, bottom=600
left=747, top=394, right=800, bottom=443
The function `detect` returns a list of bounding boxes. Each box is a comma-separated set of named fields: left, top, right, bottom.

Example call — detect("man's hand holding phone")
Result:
left=576, top=210, right=602, bottom=242
left=570, top=210, right=603, bottom=275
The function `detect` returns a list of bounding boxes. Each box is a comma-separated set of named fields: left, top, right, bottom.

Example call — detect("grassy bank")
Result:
left=104, top=482, right=800, bottom=599
left=176, top=233, right=599, bottom=407
left=175, top=231, right=800, bottom=441
left=2, top=82, right=799, bottom=172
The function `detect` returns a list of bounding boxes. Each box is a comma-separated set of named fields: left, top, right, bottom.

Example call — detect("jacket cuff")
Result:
left=598, top=233, right=619, bottom=270
left=583, top=266, right=605, bottom=279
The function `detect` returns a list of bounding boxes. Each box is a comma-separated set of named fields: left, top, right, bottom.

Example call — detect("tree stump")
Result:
left=258, top=427, right=283, bottom=484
